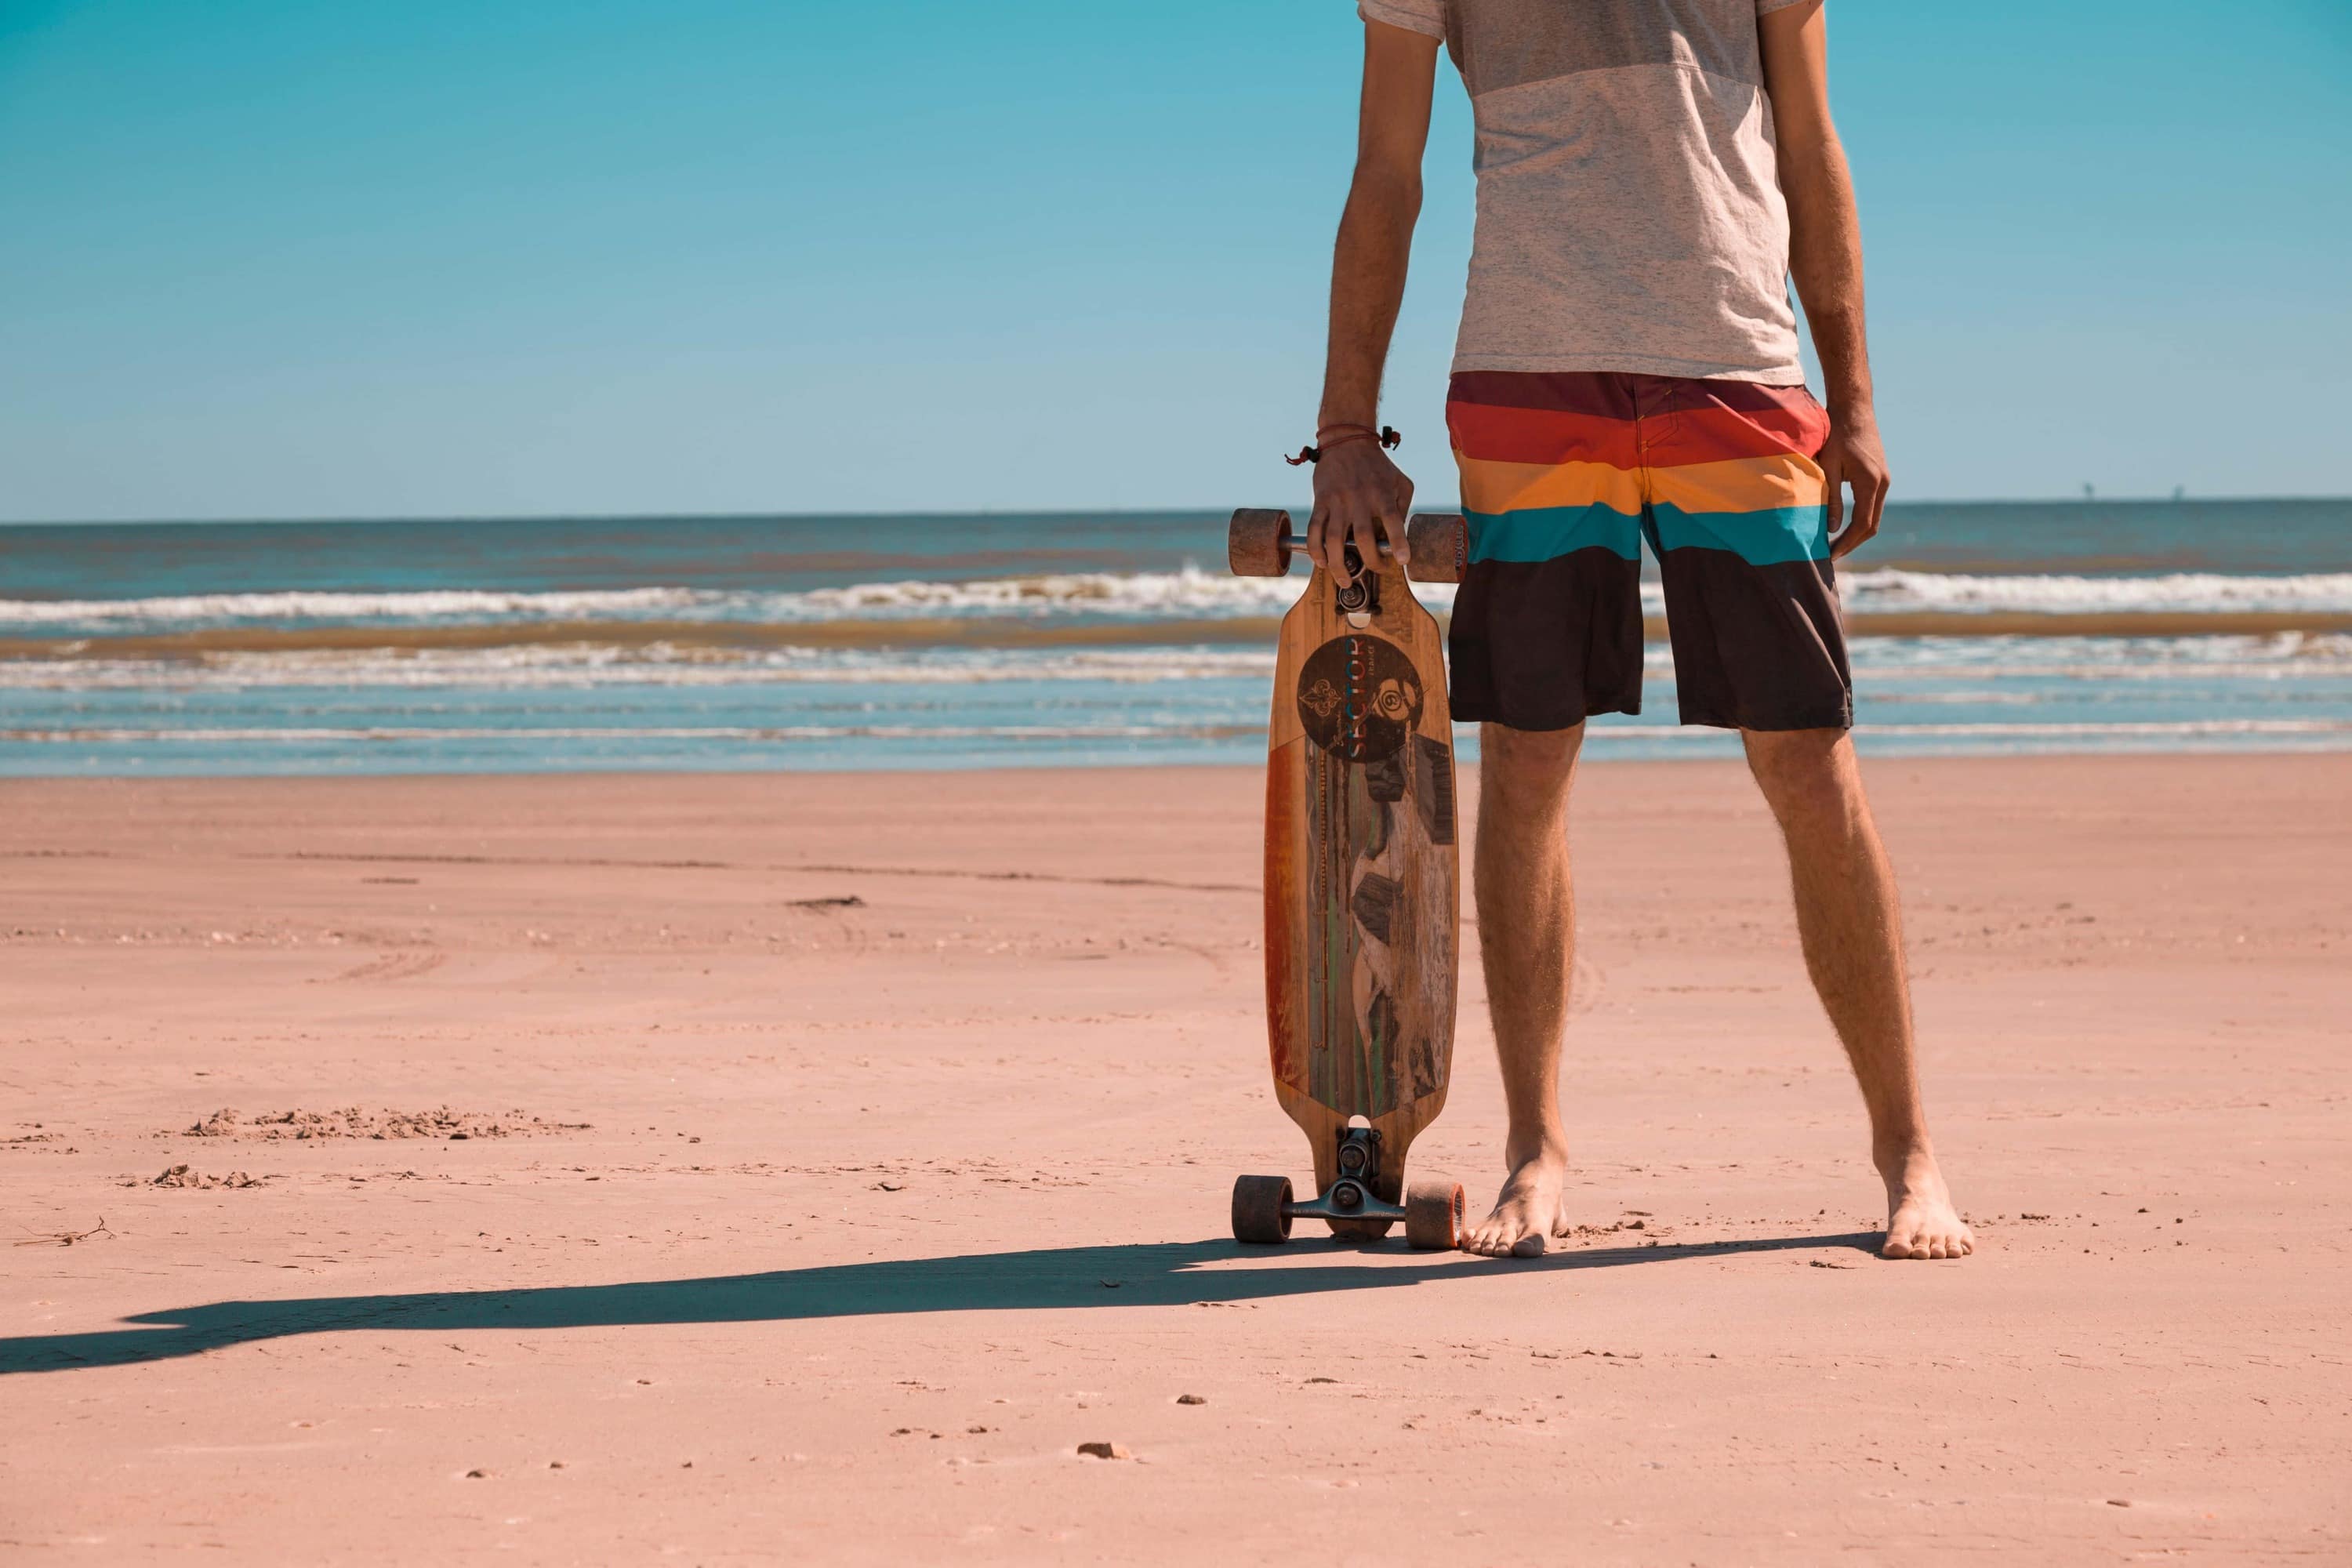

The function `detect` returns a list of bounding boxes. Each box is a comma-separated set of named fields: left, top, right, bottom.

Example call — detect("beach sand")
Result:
left=3, top=755, right=2346, bottom=1563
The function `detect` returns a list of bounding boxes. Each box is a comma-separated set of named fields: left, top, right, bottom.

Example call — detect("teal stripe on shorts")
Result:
left=1465, top=503, right=1642, bottom=564
left=1645, top=503, right=1831, bottom=566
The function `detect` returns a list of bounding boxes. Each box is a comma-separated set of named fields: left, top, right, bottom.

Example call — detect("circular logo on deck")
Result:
left=1296, top=635, right=1423, bottom=763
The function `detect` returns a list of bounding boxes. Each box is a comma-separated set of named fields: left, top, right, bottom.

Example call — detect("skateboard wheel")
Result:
left=1404, top=513, right=1468, bottom=584
left=1403, top=1179, right=1465, bottom=1250
left=1231, top=1174, right=1294, bottom=1244
left=1228, top=509, right=1293, bottom=578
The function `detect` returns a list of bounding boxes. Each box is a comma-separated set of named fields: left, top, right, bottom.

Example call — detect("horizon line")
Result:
left=4, top=494, right=2348, bottom=529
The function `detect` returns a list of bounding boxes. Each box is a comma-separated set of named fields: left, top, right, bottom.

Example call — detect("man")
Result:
left=1306, top=0, right=1973, bottom=1260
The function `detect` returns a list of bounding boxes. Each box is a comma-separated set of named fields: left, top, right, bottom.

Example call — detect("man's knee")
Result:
left=1480, top=721, right=1581, bottom=804
left=1744, top=727, right=1865, bottom=832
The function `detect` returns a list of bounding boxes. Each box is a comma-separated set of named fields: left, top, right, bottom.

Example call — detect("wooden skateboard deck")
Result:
left=1227, top=508, right=1465, bottom=1246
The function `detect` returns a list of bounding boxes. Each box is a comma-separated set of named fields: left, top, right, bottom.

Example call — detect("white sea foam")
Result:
left=772, top=567, right=2352, bottom=620
left=788, top=565, right=1318, bottom=617
left=1840, top=570, right=2352, bottom=615
left=0, top=586, right=706, bottom=626
left=5, top=566, right=2350, bottom=632
left=775, top=565, right=2352, bottom=620
left=0, top=644, right=1283, bottom=691
left=3, top=633, right=2349, bottom=693
left=1839, top=631, right=2352, bottom=677
left=789, top=566, right=2352, bottom=620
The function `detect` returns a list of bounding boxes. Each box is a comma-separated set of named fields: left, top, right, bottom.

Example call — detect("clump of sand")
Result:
left=147, top=1164, right=267, bottom=1189
left=182, top=1107, right=590, bottom=1142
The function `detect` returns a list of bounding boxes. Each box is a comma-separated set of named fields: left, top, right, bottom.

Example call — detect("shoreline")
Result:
left=8, top=729, right=2352, bottom=785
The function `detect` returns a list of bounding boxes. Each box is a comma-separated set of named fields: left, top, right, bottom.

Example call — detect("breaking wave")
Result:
left=6, top=567, right=2352, bottom=637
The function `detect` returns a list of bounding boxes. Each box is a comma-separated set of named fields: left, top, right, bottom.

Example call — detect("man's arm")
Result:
left=1760, top=1, right=1889, bottom=559
left=1308, top=20, right=1439, bottom=577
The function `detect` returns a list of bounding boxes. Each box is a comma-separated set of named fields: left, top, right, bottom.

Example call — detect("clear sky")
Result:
left=2, top=0, right=2347, bottom=521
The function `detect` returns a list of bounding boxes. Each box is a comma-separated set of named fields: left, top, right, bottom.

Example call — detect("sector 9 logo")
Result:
left=1295, top=634, right=1424, bottom=763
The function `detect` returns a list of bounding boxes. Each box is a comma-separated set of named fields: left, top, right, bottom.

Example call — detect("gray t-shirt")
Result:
left=1359, top=0, right=1813, bottom=383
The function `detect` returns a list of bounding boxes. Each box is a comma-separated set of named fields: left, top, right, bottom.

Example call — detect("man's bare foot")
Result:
left=1461, top=1140, right=1572, bottom=1258
left=1879, top=1144, right=1974, bottom=1260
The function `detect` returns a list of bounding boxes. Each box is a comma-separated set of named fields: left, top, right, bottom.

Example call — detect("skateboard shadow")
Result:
left=0, top=1230, right=1879, bottom=1375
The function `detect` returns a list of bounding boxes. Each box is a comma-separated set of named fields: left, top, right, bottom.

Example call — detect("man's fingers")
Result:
left=1861, top=468, right=1890, bottom=534
left=1317, top=500, right=1355, bottom=580
left=1309, top=455, right=1417, bottom=579
left=1325, top=503, right=1362, bottom=576
left=1829, top=468, right=1889, bottom=561
left=1831, top=484, right=1882, bottom=558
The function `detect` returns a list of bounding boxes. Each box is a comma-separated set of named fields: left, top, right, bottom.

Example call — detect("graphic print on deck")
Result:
left=1295, top=633, right=1454, bottom=1123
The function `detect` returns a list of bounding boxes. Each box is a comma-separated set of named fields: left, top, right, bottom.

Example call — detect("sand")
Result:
left=2, top=755, right=2347, bottom=1563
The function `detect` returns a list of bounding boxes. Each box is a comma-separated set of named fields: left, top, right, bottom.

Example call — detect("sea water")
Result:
left=1, top=501, right=2346, bottom=775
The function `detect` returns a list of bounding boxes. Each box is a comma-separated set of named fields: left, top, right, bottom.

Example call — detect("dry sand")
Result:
left=2, top=755, right=2347, bottom=1564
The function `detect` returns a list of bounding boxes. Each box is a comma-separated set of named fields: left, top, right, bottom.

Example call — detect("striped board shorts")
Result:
left=1444, top=371, right=1853, bottom=734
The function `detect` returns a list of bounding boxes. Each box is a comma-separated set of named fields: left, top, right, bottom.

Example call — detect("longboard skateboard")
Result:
left=1225, top=506, right=1474, bottom=1249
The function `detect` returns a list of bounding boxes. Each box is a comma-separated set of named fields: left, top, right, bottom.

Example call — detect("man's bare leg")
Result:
left=1743, top=728, right=1974, bottom=1260
left=1461, top=721, right=1581, bottom=1258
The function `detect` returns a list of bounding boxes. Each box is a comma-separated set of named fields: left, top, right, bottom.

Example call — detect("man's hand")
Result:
left=1308, top=440, right=1414, bottom=579
left=1821, top=406, right=1889, bottom=560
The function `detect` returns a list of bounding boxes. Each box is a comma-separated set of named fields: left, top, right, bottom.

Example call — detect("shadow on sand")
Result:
left=1, top=1230, right=1879, bottom=1374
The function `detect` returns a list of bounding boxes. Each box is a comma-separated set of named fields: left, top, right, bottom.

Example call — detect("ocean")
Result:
left=2, top=500, right=2347, bottom=775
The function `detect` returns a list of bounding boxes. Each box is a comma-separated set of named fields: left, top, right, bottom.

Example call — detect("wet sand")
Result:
left=2, top=755, right=2347, bottom=1563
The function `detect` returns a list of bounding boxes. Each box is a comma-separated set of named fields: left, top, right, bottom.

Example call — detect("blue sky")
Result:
left=1, top=0, right=2347, bottom=521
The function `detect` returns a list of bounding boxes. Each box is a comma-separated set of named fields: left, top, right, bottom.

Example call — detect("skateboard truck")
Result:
left=1332, top=544, right=1381, bottom=621
left=1283, top=1119, right=1402, bottom=1224
left=1225, top=509, right=1468, bottom=586
left=1231, top=1116, right=1465, bottom=1249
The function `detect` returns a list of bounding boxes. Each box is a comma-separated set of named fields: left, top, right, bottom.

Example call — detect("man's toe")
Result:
left=1509, top=1232, right=1545, bottom=1258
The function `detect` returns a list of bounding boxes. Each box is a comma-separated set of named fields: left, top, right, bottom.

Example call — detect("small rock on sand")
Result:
left=1076, top=1442, right=1131, bottom=1461
left=1176, top=1394, right=1206, bottom=1406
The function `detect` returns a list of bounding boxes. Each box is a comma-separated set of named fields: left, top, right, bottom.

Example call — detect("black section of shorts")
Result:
left=1446, top=545, right=1853, bottom=734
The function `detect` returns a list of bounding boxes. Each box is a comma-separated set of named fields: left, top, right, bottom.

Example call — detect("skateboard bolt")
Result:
left=1333, top=1181, right=1362, bottom=1210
